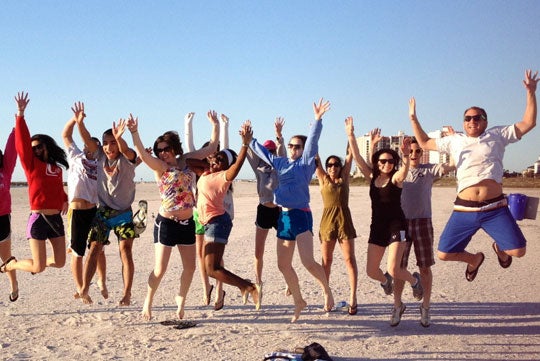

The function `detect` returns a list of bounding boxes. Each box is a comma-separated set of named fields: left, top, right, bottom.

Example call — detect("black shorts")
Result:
left=153, top=214, right=196, bottom=247
left=68, top=207, right=97, bottom=257
left=26, top=213, right=65, bottom=240
left=0, top=214, right=11, bottom=242
left=255, top=204, right=280, bottom=230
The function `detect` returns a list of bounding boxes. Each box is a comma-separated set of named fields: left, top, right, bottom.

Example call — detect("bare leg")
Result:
left=142, top=244, right=173, bottom=320
left=387, top=242, right=416, bottom=285
left=8, top=239, right=47, bottom=274
left=254, top=226, right=270, bottom=285
left=70, top=253, right=83, bottom=298
left=276, top=239, right=306, bottom=322
left=0, top=239, right=18, bottom=298
left=96, top=250, right=108, bottom=299
left=119, top=238, right=135, bottom=306
left=47, top=236, right=66, bottom=268
left=196, top=233, right=212, bottom=305
left=419, top=266, right=432, bottom=308
left=438, top=250, right=484, bottom=270
left=296, top=231, right=334, bottom=312
left=366, top=243, right=387, bottom=283
left=338, top=238, right=358, bottom=308
left=175, top=244, right=196, bottom=319
left=80, top=241, right=103, bottom=304
left=320, top=239, right=337, bottom=282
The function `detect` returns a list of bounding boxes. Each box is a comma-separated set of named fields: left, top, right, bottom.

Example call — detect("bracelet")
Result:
left=276, top=136, right=282, bottom=141
left=242, top=143, right=249, bottom=147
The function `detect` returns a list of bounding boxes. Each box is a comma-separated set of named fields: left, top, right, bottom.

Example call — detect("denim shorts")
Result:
left=277, top=209, right=313, bottom=241
left=204, top=213, right=232, bottom=244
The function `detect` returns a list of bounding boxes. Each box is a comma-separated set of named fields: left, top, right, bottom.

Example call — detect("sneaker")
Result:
left=411, top=272, right=423, bottom=301
left=380, top=272, right=393, bottom=295
left=420, top=305, right=430, bottom=327
left=390, top=302, right=406, bottom=327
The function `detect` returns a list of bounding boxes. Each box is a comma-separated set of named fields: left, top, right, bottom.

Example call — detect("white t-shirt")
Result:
left=67, top=143, right=98, bottom=204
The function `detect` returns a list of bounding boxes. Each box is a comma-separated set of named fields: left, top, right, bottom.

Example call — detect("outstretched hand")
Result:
left=126, top=113, right=139, bottom=134
left=207, top=110, right=219, bottom=126
left=313, top=98, right=331, bottom=120
left=220, top=114, right=229, bottom=125
left=409, top=97, right=417, bottom=120
left=184, top=112, right=195, bottom=123
left=523, top=69, right=539, bottom=93
left=400, top=137, right=412, bottom=156
left=113, top=117, right=130, bottom=139
left=370, top=128, right=382, bottom=145
left=240, top=120, right=253, bottom=144
left=15, top=91, right=30, bottom=113
left=71, top=101, right=86, bottom=124
left=275, top=116, right=285, bottom=137
left=344, top=116, right=355, bottom=136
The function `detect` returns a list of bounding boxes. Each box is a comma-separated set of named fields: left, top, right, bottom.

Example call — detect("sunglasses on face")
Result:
left=326, top=162, right=341, bottom=168
left=156, top=145, right=172, bottom=154
left=287, top=143, right=302, bottom=150
left=411, top=149, right=422, bottom=154
left=378, top=159, right=396, bottom=165
left=32, top=143, right=44, bottom=151
left=464, top=114, right=485, bottom=122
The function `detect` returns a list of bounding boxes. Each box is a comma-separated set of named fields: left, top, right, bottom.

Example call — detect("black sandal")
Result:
left=465, top=253, right=485, bottom=282
left=348, top=304, right=358, bottom=315
left=492, top=242, right=512, bottom=269
left=0, top=256, right=16, bottom=273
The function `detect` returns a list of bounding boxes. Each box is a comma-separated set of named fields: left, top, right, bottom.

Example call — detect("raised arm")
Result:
left=225, top=120, right=253, bottom=181
left=515, top=69, right=538, bottom=137
left=345, top=116, right=372, bottom=179
left=392, top=137, right=411, bottom=186
left=127, top=116, right=167, bottom=172
left=341, top=143, right=353, bottom=183
left=409, top=97, right=438, bottom=151
left=2, top=127, right=17, bottom=176
left=62, top=102, right=84, bottom=148
left=112, top=116, right=137, bottom=162
left=183, top=110, right=220, bottom=159
left=14, top=92, right=33, bottom=171
left=220, top=113, right=229, bottom=149
left=274, top=117, right=286, bottom=157
left=314, top=154, right=326, bottom=184
left=184, top=112, right=195, bottom=152
left=73, top=104, right=99, bottom=153
left=368, top=128, right=382, bottom=167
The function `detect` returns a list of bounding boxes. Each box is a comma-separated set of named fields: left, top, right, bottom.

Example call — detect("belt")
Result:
left=454, top=198, right=508, bottom=212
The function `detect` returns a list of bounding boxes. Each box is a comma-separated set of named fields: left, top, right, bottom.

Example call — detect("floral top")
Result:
left=158, top=166, right=197, bottom=213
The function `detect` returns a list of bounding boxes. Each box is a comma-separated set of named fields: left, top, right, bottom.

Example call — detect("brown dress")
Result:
left=318, top=175, right=357, bottom=242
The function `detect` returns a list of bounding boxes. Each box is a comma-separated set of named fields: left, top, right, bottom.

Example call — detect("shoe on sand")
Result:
left=390, top=302, right=406, bottom=327
left=381, top=272, right=393, bottom=296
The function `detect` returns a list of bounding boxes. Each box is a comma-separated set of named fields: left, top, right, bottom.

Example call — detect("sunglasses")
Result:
left=326, top=163, right=341, bottom=168
left=156, top=145, right=172, bottom=154
left=378, top=159, right=396, bottom=165
left=287, top=143, right=302, bottom=150
left=411, top=149, right=422, bottom=154
left=464, top=114, right=485, bottom=122
left=32, top=143, right=44, bottom=151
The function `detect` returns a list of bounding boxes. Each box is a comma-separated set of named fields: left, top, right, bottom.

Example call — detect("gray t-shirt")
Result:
left=401, top=163, right=445, bottom=219
left=96, top=150, right=137, bottom=211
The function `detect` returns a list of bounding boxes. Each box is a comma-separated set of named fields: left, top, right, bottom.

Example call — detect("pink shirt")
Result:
left=0, top=129, right=17, bottom=216
left=196, top=171, right=231, bottom=225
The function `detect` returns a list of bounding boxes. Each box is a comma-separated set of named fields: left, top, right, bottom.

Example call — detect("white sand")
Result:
left=1, top=182, right=539, bottom=360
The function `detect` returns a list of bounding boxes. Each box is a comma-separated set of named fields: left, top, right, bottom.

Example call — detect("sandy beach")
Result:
left=1, top=182, right=539, bottom=360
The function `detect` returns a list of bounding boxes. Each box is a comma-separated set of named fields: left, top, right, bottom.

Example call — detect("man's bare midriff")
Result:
left=70, top=198, right=96, bottom=210
left=457, top=179, right=503, bottom=202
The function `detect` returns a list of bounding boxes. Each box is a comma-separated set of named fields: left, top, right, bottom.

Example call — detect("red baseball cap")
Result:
left=263, top=140, right=277, bottom=151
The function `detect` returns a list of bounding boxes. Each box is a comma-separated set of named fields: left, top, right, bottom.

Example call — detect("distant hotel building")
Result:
left=353, top=127, right=453, bottom=177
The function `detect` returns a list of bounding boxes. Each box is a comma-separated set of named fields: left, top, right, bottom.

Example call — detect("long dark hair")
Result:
left=371, top=148, right=399, bottom=179
left=153, top=131, right=183, bottom=157
left=31, top=134, right=69, bottom=169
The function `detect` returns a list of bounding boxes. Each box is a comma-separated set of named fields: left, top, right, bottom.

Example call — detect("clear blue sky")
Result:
left=1, top=1, right=539, bottom=181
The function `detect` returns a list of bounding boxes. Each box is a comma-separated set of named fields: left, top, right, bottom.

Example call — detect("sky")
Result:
left=1, top=0, right=539, bottom=181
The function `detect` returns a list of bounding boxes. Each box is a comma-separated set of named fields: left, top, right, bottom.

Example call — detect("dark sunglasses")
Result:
left=378, top=159, right=396, bottom=165
left=326, top=162, right=341, bottom=168
left=32, top=143, right=44, bottom=151
left=287, top=143, right=302, bottom=150
left=411, top=149, right=422, bottom=154
left=464, top=114, right=485, bottom=122
left=156, top=145, right=172, bottom=154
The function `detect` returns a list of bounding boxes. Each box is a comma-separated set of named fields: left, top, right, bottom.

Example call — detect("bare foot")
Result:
left=80, top=292, right=93, bottom=305
left=119, top=295, right=131, bottom=306
left=73, top=292, right=81, bottom=299
left=291, top=299, right=307, bottom=323
left=141, top=307, right=152, bottom=321
left=249, top=284, right=261, bottom=310
left=175, top=295, right=185, bottom=319
left=97, top=280, right=109, bottom=299
left=323, top=291, right=335, bottom=312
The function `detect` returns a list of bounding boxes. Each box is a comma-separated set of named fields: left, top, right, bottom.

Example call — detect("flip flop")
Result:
left=133, top=200, right=148, bottom=235
left=0, top=256, right=16, bottom=273
left=173, top=320, right=197, bottom=330
left=492, top=242, right=512, bottom=269
left=214, top=291, right=225, bottom=311
left=465, top=252, right=485, bottom=282
left=348, top=304, right=358, bottom=316
left=9, top=289, right=19, bottom=302
left=203, top=285, right=214, bottom=306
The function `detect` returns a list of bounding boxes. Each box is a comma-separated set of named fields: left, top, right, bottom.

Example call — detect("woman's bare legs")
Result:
left=142, top=244, right=172, bottom=320
left=254, top=226, right=270, bottom=285
left=196, top=233, right=212, bottom=305
left=366, top=243, right=387, bottom=283
left=338, top=238, right=358, bottom=308
left=8, top=236, right=65, bottom=273
left=175, top=244, right=196, bottom=319
left=320, top=239, right=336, bottom=282
left=0, top=238, right=18, bottom=299
left=296, top=231, right=334, bottom=312
left=276, top=239, right=306, bottom=323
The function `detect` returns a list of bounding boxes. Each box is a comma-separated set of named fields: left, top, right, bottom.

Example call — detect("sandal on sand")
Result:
left=214, top=291, right=225, bottom=311
left=9, top=289, right=19, bottom=302
left=465, top=253, right=485, bottom=282
left=160, top=319, right=197, bottom=328
left=0, top=256, right=16, bottom=273
left=492, top=242, right=512, bottom=269
left=348, top=304, right=358, bottom=316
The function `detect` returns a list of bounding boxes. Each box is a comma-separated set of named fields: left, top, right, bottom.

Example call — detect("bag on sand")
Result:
left=132, top=200, right=148, bottom=236
left=300, top=342, right=333, bottom=361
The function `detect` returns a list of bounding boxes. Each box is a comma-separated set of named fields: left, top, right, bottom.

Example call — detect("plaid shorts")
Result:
left=400, top=218, right=435, bottom=269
